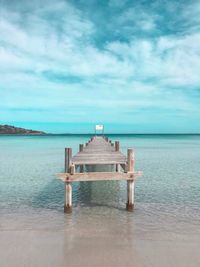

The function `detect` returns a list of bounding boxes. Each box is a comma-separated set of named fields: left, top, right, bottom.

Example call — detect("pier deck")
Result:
left=72, top=136, right=126, bottom=165
left=58, top=136, right=142, bottom=212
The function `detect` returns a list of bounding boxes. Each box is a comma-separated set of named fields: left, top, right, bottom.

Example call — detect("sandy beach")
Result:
left=1, top=221, right=200, bottom=267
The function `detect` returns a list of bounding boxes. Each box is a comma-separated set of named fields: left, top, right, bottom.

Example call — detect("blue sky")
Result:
left=0, top=0, right=200, bottom=133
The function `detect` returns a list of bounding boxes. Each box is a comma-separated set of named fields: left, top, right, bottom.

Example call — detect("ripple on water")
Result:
left=0, top=135, right=200, bottom=238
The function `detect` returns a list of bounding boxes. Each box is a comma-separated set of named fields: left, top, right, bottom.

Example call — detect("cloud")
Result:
left=0, top=0, right=200, bottom=132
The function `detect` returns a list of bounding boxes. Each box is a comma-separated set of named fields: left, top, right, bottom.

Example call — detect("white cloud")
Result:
left=0, top=0, right=200, bottom=127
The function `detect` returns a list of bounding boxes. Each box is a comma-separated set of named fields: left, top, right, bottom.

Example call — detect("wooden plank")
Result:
left=73, top=156, right=126, bottom=160
left=58, top=171, right=142, bottom=182
left=71, top=136, right=127, bottom=164
left=72, top=158, right=127, bottom=162
left=72, top=155, right=126, bottom=160
left=73, top=156, right=124, bottom=159
left=72, top=160, right=127, bottom=165
left=72, top=156, right=126, bottom=160
left=73, top=152, right=125, bottom=155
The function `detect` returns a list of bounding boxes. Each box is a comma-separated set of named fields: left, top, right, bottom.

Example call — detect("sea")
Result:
left=0, top=134, right=200, bottom=267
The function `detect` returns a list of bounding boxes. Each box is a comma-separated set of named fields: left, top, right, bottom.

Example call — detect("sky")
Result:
left=0, top=0, right=200, bottom=133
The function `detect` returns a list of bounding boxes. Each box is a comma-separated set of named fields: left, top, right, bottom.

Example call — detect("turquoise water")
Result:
left=0, top=134, right=200, bottom=233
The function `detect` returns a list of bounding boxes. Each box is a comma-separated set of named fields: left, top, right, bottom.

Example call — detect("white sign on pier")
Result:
left=95, top=124, right=104, bottom=134
left=95, top=125, right=104, bottom=131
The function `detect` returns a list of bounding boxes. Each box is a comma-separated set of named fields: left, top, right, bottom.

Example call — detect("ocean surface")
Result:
left=0, top=134, right=200, bottom=267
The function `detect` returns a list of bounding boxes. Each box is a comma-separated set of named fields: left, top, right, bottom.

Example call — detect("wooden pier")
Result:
left=58, top=136, right=142, bottom=213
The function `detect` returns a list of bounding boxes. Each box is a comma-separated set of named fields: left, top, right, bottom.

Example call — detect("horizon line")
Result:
left=1, top=133, right=200, bottom=136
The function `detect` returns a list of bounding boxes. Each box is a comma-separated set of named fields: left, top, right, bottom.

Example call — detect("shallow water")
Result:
left=0, top=135, right=200, bottom=266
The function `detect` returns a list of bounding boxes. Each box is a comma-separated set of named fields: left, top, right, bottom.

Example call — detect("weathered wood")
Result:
left=72, top=157, right=126, bottom=164
left=72, top=137, right=126, bottom=165
left=64, top=182, right=72, bottom=213
left=116, top=163, right=120, bottom=172
left=58, top=171, right=141, bottom=182
left=71, top=160, right=127, bottom=165
left=79, top=144, right=84, bottom=152
left=79, top=145, right=84, bottom=172
left=70, top=164, right=75, bottom=175
left=115, top=141, right=120, bottom=151
left=127, top=148, right=134, bottom=172
left=60, top=136, right=142, bottom=212
left=127, top=148, right=135, bottom=211
left=126, top=180, right=134, bottom=211
left=65, top=148, right=72, bottom=173
left=73, top=153, right=125, bottom=156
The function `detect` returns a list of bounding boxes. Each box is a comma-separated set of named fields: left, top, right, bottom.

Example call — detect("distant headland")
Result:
left=0, top=125, right=46, bottom=135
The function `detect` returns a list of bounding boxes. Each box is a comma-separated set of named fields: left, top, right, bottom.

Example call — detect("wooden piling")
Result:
left=64, top=148, right=72, bottom=213
left=126, top=180, right=134, bottom=211
left=79, top=144, right=84, bottom=152
left=116, top=164, right=120, bottom=172
left=115, top=141, right=119, bottom=151
left=126, top=148, right=135, bottom=211
left=64, top=182, right=72, bottom=213
left=79, top=144, right=84, bottom=173
left=127, top=148, right=134, bottom=172
left=65, top=148, right=72, bottom=173
left=70, top=164, right=75, bottom=175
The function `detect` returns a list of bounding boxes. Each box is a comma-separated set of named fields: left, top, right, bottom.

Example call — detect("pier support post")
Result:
left=70, top=164, right=75, bottom=175
left=64, top=148, right=72, bottom=213
left=126, top=148, right=135, bottom=211
left=65, top=148, right=72, bottom=173
left=79, top=144, right=84, bottom=173
left=126, top=180, right=134, bottom=211
left=115, top=141, right=119, bottom=151
left=79, top=144, right=84, bottom=152
left=64, top=182, right=72, bottom=213
left=116, top=164, right=120, bottom=172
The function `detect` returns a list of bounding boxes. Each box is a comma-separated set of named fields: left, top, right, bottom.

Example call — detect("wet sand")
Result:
left=0, top=229, right=200, bottom=267
left=1, top=204, right=200, bottom=267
